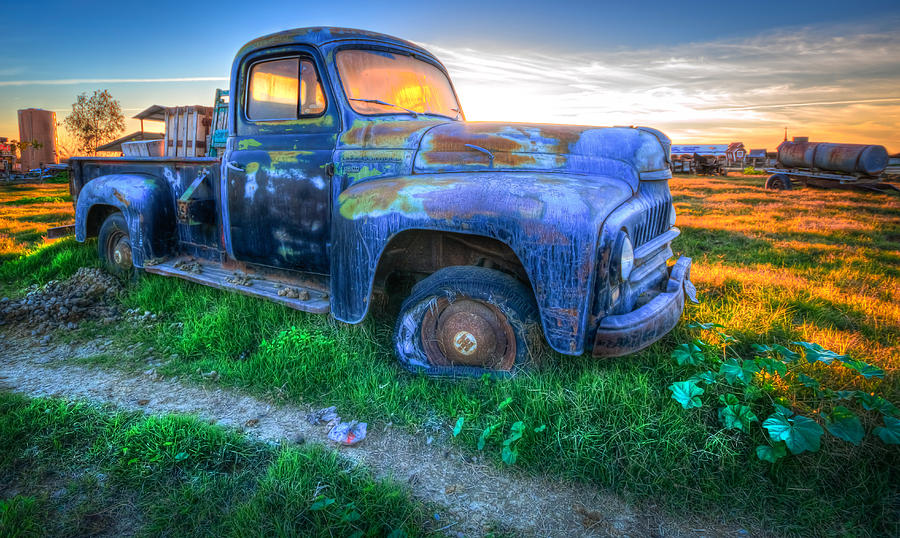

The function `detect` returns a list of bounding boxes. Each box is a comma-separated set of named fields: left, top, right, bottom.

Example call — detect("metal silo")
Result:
left=17, top=108, right=59, bottom=171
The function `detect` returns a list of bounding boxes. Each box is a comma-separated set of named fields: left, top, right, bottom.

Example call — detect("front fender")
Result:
left=330, top=171, right=633, bottom=355
left=75, top=174, right=176, bottom=267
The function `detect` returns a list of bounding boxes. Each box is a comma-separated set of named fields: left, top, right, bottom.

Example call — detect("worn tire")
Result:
left=98, top=212, right=136, bottom=279
left=765, top=173, right=792, bottom=190
left=393, top=266, right=540, bottom=378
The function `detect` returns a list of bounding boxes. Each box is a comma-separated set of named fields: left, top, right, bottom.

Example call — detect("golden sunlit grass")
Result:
left=671, top=174, right=900, bottom=400
left=0, top=182, right=74, bottom=262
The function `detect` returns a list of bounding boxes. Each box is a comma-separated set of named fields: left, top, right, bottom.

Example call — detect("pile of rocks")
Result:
left=0, top=268, right=123, bottom=336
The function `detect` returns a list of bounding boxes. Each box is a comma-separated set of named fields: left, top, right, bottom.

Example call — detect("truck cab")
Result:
left=70, top=27, right=694, bottom=377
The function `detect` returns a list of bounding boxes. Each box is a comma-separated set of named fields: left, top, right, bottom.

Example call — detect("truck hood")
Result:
left=336, top=120, right=672, bottom=193
left=413, top=122, right=671, bottom=191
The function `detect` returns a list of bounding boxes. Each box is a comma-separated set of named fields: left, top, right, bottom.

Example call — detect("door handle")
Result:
left=226, top=161, right=246, bottom=172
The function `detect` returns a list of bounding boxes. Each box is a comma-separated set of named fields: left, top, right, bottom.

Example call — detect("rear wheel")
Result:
left=393, top=266, right=539, bottom=377
left=98, top=212, right=135, bottom=279
left=765, top=173, right=792, bottom=190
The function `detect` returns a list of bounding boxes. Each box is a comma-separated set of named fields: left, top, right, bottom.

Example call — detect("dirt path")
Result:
left=0, top=330, right=742, bottom=537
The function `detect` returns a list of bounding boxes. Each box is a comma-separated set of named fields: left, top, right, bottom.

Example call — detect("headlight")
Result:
left=620, top=235, right=634, bottom=281
left=669, top=205, right=677, bottom=227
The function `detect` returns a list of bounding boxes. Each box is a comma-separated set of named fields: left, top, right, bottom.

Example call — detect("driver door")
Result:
left=225, top=49, right=339, bottom=274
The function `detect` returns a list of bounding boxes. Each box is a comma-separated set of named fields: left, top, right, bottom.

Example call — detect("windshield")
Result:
left=336, top=49, right=461, bottom=119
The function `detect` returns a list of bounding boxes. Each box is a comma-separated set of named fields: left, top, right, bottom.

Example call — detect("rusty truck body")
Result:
left=69, top=27, right=693, bottom=376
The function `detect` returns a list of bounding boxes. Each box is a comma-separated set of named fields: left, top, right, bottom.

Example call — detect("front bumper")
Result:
left=592, top=256, right=693, bottom=357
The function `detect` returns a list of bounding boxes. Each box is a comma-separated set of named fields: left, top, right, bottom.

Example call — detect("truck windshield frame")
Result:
left=335, top=47, right=461, bottom=120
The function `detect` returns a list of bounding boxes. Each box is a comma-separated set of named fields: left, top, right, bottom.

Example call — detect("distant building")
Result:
left=671, top=142, right=747, bottom=166
left=747, top=149, right=767, bottom=167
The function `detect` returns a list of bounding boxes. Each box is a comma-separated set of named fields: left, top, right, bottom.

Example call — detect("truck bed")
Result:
left=69, top=156, right=223, bottom=261
left=69, top=156, right=220, bottom=200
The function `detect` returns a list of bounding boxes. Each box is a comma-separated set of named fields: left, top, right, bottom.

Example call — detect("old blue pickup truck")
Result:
left=69, top=27, right=694, bottom=377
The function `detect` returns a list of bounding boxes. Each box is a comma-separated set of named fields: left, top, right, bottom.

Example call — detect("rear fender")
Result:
left=74, top=174, right=176, bottom=267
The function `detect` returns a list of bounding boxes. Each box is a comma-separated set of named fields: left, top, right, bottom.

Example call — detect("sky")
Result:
left=1, top=0, right=899, bottom=154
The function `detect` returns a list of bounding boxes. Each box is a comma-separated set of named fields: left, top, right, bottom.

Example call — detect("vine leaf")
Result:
left=756, top=443, right=787, bottom=463
left=792, top=341, right=848, bottom=365
left=772, top=345, right=800, bottom=362
left=687, top=322, right=725, bottom=330
left=504, top=421, right=525, bottom=446
left=477, top=424, right=498, bottom=450
left=719, top=358, right=759, bottom=385
left=756, top=357, right=787, bottom=378
left=875, top=416, right=900, bottom=445
left=310, top=496, right=336, bottom=511
left=672, top=343, right=704, bottom=366
left=743, top=384, right=764, bottom=402
left=718, top=394, right=758, bottom=431
left=452, top=417, right=464, bottom=437
left=856, top=392, right=899, bottom=416
left=825, top=406, right=864, bottom=445
left=501, top=445, right=518, bottom=465
left=688, top=370, right=717, bottom=385
left=773, top=403, right=794, bottom=417
left=762, top=413, right=824, bottom=454
left=797, top=374, right=820, bottom=390
left=842, top=359, right=884, bottom=379
left=668, top=380, right=704, bottom=409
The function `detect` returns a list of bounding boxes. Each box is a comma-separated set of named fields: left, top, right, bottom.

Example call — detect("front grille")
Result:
left=632, top=196, right=671, bottom=247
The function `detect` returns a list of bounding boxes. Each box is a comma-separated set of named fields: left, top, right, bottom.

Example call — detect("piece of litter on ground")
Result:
left=327, top=420, right=367, bottom=446
left=306, top=406, right=338, bottom=425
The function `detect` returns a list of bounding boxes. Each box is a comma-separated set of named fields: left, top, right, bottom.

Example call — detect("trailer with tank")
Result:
left=765, top=138, right=895, bottom=192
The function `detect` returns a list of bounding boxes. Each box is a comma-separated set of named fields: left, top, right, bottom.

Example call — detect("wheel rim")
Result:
left=106, top=230, right=132, bottom=271
left=421, top=297, right=516, bottom=371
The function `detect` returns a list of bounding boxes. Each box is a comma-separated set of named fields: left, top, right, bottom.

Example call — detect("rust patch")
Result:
left=112, top=190, right=129, bottom=207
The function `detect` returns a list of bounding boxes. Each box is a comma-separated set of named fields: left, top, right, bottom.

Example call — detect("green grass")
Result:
left=0, top=238, right=97, bottom=296
left=97, top=278, right=897, bottom=535
left=0, top=392, right=431, bottom=537
left=1, top=196, right=71, bottom=206
left=3, top=177, right=899, bottom=535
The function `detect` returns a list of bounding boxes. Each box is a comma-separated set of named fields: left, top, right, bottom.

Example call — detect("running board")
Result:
left=144, top=258, right=330, bottom=314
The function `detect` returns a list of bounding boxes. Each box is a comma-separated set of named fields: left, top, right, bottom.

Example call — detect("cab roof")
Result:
left=235, top=27, right=431, bottom=60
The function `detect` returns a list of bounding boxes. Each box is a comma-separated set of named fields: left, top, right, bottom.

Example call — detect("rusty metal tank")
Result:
left=17, top=108, right=59, bottom=171
left=777, top=139, right=888, bottom=176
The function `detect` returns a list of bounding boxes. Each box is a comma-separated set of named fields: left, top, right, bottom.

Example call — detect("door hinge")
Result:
left=325, top=162, right=335, bottom=178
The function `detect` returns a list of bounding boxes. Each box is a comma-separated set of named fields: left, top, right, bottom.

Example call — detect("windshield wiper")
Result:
left=349, top=98, right=418, bottom=118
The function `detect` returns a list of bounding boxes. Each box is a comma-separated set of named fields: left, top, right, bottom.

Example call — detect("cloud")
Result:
left=0, top=76, right=228, bottom=87
left=421, top=20, right=900, bottom=150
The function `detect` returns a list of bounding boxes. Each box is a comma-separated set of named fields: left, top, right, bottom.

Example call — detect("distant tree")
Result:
left=63, top=89, right=126, bottom=155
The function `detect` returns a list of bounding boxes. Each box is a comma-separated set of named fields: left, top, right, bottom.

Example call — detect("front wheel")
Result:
left=393, top=266, right=540, bottom=377
left=98, top=212, right=136, bottom=279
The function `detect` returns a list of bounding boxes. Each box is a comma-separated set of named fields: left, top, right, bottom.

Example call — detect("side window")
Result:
left=247, top=57, right=326, bottom=120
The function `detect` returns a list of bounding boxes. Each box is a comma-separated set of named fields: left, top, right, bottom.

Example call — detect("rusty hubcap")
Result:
left=421, top=298, right=516, bottom=370
left=107, top=232, right=132, bottom=270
